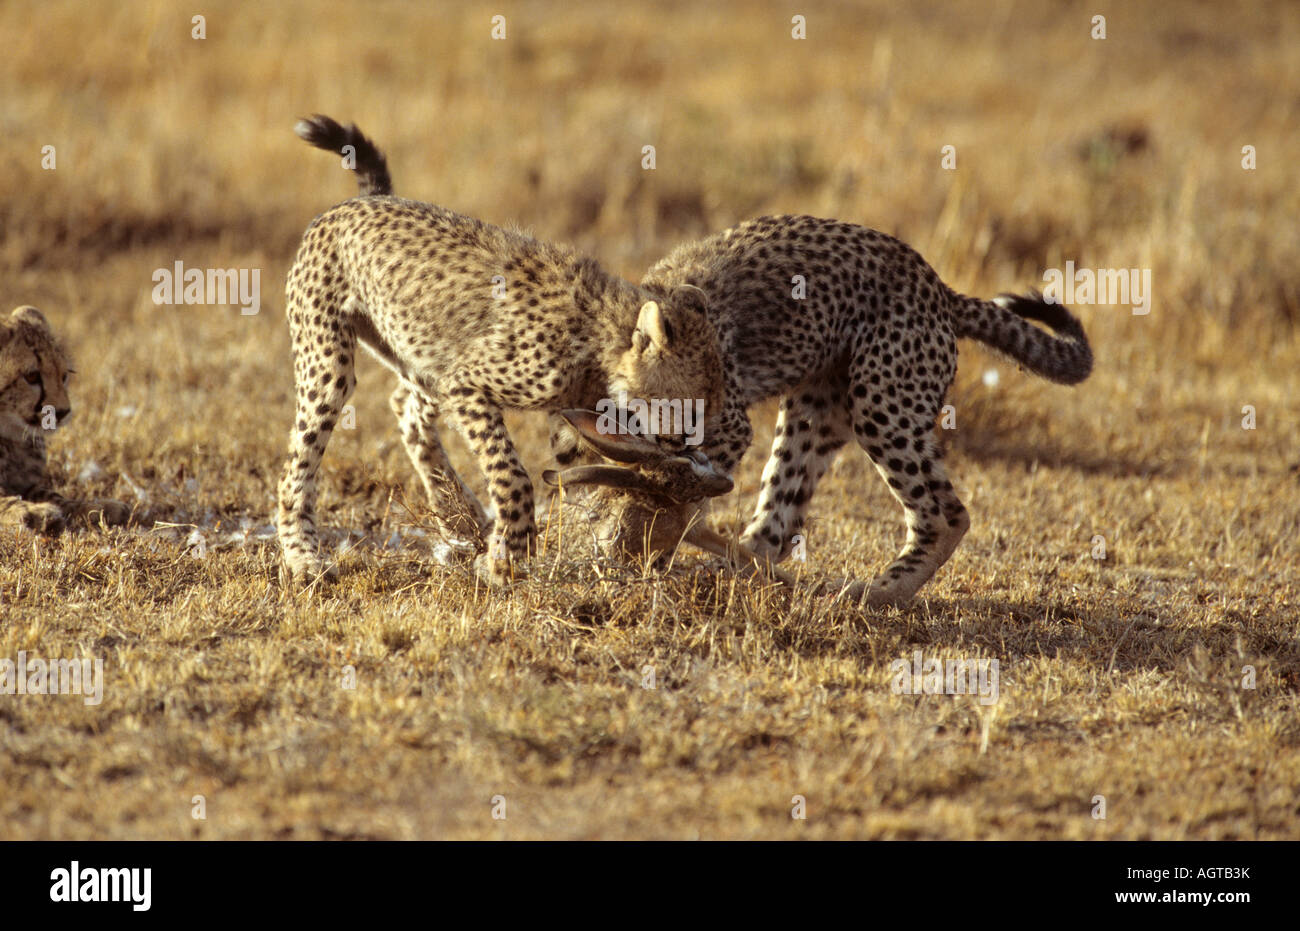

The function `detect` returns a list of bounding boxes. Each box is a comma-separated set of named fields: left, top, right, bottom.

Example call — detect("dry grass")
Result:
left=1, top=0, right=1297, bottom=839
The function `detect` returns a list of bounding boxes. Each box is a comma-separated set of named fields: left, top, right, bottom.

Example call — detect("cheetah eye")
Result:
left=24, top=372, right=41, bottom=386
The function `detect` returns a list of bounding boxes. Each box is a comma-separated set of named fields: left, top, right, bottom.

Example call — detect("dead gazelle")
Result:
left=543, top=410, right=797, bottom=586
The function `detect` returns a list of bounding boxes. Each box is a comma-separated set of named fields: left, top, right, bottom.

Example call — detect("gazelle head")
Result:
left=542, top=409, right=732, bottom=565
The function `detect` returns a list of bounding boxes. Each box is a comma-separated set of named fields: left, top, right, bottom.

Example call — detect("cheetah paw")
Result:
left=18, top=501, right=66, bottom=536
left=279, top=559, right=339, bottom=590
left=473, top=551, right=524, bottom=589
left=823, top=578, right=906, bottom=608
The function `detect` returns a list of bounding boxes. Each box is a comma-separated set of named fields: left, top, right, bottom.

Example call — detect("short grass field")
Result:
left=1, top=0, right=1297, bottom=839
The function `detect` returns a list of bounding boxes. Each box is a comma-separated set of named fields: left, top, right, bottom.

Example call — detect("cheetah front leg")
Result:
left=675, top=393, right=752, bottom=530
left=740, top=374, right=851, bottom=561
left=443, top=387, right=535, bottom=584
left=0, top=490, right=130, bottom=534
left=390, top=382, right=490, bottom=558
left=0, top=495, right=66, bottom=534
left=700, top=395, right=754, bottom=479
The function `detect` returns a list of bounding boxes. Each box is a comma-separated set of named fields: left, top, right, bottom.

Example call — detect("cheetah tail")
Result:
left=950, top=290, right=1093, bottom=385
left=294, top=114, right=394, bottom=197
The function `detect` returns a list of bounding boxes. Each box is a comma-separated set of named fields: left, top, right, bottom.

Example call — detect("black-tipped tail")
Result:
left=951, top=289, right=1093, bottom=385
left=294, top=114, right=393, bottom=197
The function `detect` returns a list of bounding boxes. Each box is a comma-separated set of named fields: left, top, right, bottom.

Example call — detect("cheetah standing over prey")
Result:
left=0, top=305, right=131, bottom=534
left=277, top=116, right=724, bottom=584
left=554, top=216, right=1093, bottom=606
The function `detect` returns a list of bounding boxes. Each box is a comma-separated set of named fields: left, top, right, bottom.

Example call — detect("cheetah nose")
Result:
left=54, top=407, right=70, bottom=420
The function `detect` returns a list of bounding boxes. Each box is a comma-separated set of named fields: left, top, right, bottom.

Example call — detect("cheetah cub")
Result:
left=277, top=116, right=724, bottom=585
left=555, top=216, right=1093, bottom=607
left=0, top=306, right=131, bottom=534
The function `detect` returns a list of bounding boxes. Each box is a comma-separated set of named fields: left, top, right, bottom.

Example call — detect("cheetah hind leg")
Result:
left=276, top=322, right=357, bottom=586
left=843, top=384, right=969, bottom=607
left=389, top=383, right=490, bottom=565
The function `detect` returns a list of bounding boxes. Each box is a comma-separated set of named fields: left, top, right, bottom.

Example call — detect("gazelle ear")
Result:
left=543, top=465, right=656, bottom=493
left=634, top=300, right=670, bottom=352
left=558, top=409, right=664, bottom=464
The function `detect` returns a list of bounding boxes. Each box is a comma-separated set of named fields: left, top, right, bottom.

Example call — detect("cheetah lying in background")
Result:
left=277, top=116, right=725, bottom=585
left=555, top=216, right=1094, bottom=606
left=0, top=305, right=130, bottom=534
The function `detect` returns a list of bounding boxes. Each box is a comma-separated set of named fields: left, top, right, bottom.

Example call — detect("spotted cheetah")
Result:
left=0, top=305, right=131, bottom=534
left=555, top=216, right=1093, bottom=606
left=276, top=116, right=724, bottom=584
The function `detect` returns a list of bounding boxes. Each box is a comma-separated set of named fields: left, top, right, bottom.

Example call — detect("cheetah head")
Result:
left=0, top=306, right=73, bottom=441
left=607, top=286, right=724, bottom=448
left=543, top=409, right=732, bottom=565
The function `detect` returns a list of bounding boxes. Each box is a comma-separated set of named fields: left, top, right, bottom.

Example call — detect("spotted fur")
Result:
left=558, top=216, right=1093, bottom=605
left=276, top=116, right=724, bottom=584
left=0, top=306, right=130, bottom=534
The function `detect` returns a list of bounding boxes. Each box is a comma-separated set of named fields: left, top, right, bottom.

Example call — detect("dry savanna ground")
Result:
left=1, top=0, right=1297, bottom=839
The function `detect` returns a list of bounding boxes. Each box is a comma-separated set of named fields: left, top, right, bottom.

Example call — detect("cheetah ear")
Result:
left=634, top=300, right=670, bottom=352
left=10, top=306, right=51, bottom=334
left=672, top=284, right=708, bottom=316
left=558, top=409, right=665, bottom=464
